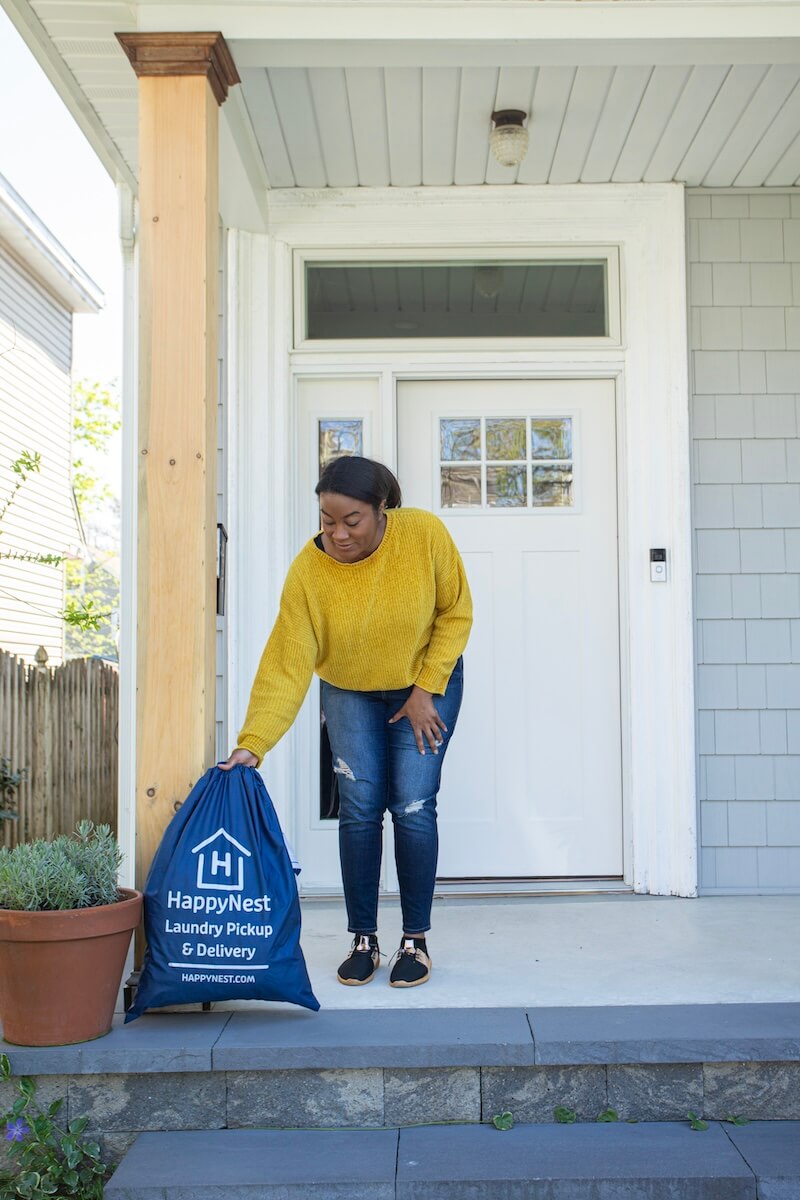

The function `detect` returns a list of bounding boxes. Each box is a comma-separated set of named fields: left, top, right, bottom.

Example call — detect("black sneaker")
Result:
left=337, top=934, right=380, bottom=985
left=389, top=937, right=431, bottom=988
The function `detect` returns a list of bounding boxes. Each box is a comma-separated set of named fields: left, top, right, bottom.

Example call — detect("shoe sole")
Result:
left=389, top=968, right=431, bottom=988
left=337, top=954, right=380, bottom=986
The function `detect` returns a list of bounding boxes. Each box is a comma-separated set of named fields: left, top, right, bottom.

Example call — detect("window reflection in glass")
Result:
left=306, top=261, right=608, bottom=339
left=319, top=419, right=363, bottom=470
left=486, top=418, right=526, bottom=461
left=441, top=466, right=481, bottom=508
left=531, top=418, right=572, bottom=460
left=531, top=465, right=573, bottom=507
left=487, top=465, right=526, bottom=507
left=440, top=419, right=481, bottom=461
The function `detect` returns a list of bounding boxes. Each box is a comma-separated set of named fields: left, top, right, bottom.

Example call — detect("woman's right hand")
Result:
left=218, top=748, right=259, bottom=771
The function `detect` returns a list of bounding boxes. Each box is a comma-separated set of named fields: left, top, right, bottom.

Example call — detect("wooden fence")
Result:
left=0, top=649, right=118, bottom=847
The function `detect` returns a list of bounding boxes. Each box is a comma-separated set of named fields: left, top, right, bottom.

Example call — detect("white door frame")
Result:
left=231, top=183, right=696, bottom=898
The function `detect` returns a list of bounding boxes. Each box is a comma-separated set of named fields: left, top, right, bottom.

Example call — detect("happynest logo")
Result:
left=163, top=825, right=275, bottom=973
left=192, top=827, right=251, bottom=891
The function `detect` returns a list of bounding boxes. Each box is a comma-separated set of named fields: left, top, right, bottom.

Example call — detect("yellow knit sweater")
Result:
left=237, top=508, right=472, bottom=763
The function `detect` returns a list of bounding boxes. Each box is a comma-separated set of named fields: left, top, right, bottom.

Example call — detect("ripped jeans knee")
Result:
left=391, top=792, right=438, bottom=828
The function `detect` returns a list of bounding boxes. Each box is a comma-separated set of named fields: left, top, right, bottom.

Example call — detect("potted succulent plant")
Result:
left=0, top=822, right=142, bottom=1046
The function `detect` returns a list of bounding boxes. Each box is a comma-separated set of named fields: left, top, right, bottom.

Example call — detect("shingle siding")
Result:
left=690, top=189, right=800, bottom=893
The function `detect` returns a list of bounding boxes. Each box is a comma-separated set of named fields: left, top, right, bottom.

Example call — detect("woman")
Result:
left=221, top=456, right=472, bottom=988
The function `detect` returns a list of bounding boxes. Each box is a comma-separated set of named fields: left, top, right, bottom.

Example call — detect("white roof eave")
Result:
left=0, top=174, right=104, bottom=314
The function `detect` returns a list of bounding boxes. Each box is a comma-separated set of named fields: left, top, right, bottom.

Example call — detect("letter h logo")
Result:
left=191, top=829, right=252, bottom=892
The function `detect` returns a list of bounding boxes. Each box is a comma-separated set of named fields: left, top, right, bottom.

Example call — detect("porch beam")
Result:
left=136, top=3, right=800, bottom=50
left=229, top=36, right=800, bottom=70
left=115, top=32, right=239, bottom=889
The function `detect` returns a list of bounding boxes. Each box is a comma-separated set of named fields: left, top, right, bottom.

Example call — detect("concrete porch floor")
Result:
left=236, top=892, right=800, bottom=1012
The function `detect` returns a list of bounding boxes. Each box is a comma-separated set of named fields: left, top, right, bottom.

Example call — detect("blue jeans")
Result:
left=321, top=659, right=464, bottom=936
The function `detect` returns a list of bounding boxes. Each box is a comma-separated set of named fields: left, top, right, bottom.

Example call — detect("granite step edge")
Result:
left=5, top=1003, right=799, bottom=1075
left=103, top=1121, right=800, bottom=1199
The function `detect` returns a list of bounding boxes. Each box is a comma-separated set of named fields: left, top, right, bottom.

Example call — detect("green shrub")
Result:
left=0, top=823, right=122, bottom=912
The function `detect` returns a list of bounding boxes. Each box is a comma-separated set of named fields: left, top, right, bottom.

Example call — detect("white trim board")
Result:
left=232, top=182, right=696, bottom=898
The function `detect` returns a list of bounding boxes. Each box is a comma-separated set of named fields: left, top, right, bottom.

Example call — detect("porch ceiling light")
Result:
left=490, top=110, right=529, bottom=168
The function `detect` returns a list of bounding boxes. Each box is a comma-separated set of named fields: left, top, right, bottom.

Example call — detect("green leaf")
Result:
left=687, top=1111, right=709, bottom=1131
left=18, top=1079, right=35, bottom=1100
left=67, top=1117, right=88, bottom=1136
left=725, top=1114, right=749, bottom=1126
left=63, top=1171, right=79, bottom=1191
left=83, top=1142, right=102, bottom=1161
left=491, top=1111, right=514, bottom=1131
left=17, top=1172, right=40, bottom=1199
left=0, top=1053, right=10, bottom=1079
left=46, top=1100, right=63, bottom=1118
left=554, top=1106, right=577, bottom=1124
left=596, top=1108, right=619, bottom=1122
left=30, top=1116, right=51, bottom=1140
left=62, top=598, right=103, bottom=632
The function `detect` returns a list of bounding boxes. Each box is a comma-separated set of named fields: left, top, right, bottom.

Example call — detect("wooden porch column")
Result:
left=116, top=33, right=240, bottom=888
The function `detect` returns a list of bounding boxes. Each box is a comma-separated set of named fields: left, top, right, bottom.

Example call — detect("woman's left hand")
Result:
left=388, top=685, right=447, bottom=755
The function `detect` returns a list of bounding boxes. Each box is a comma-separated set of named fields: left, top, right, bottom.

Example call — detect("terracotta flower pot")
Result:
left=0, top=888, right=143, bottom=1046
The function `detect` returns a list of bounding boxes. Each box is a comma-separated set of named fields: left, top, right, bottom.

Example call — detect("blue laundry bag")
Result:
left=125, top=765, right=319, bottom=1019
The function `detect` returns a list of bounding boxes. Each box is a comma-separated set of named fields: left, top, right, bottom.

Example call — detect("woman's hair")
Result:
left=315, top=456, right=402, bottom=511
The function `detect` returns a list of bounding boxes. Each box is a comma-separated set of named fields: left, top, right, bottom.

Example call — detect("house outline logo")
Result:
left=191, top=828, right=252, bottom=892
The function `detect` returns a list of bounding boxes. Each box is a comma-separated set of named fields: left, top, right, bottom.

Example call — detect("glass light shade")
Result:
left=490, top=123, right=529, bottom=168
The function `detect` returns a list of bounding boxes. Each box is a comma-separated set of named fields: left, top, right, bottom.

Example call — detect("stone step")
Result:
left=103, top=1121, right=800, bottom=1199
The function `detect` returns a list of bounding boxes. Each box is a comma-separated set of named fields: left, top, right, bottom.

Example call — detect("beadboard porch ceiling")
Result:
left=9, top=0, right=800, bottom=192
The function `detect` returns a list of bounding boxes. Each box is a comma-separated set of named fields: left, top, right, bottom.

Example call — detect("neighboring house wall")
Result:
left=0, top=243, right=78, bottom=664
left=689, top=188, right=800, bottom=894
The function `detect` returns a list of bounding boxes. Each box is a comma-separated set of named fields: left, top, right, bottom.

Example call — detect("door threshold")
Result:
left=433, top=878, right=631, bottom=898
left=300, top=879, right=632, bottom=901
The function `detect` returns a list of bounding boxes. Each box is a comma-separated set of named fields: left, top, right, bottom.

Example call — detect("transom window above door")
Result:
left=440, top=416, right=574, bottom=510
left=303, top=259, right=608, bottom=341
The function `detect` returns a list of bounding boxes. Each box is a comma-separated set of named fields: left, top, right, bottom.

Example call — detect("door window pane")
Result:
left=487, top=465, right=526, bottom=507
left=486, top=418, right=526, bottom=460
left=531, top=418, right=572, bottom=460
left=532, top=465, right=573, bottom=507
left=306, top=261, right=607, bottom=339
left=441, top=466, right=481, bottom=508
left=441, top=419, right=481, bottom=461
left=439, top=416, right=575, bottom=510
left=319, top=419, right=363, bottom=468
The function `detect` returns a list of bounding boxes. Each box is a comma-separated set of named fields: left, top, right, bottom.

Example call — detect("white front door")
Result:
left=397, top=378, right=623, bottom=879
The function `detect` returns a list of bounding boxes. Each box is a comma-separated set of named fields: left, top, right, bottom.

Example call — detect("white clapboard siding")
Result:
left=0, top=245, right=78, bottom=666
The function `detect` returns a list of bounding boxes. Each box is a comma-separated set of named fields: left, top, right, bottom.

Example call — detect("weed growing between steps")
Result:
left=1, top=1055, right=109, bottom=1199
